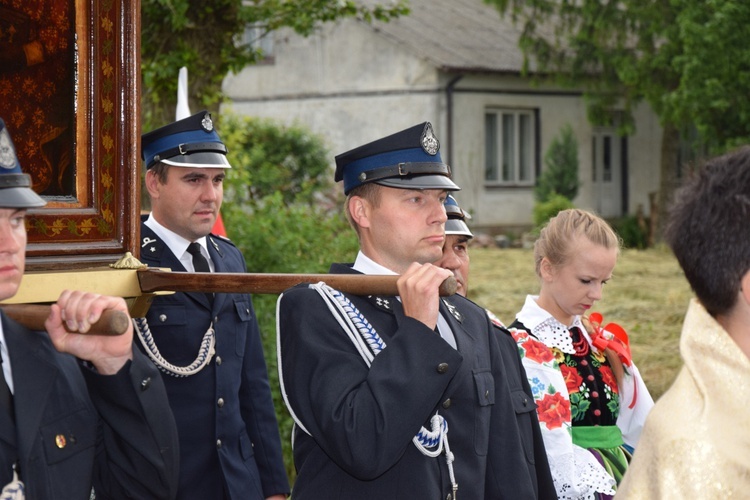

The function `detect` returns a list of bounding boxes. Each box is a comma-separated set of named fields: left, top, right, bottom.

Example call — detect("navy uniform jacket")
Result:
left=138, top=223, right=289, bottom=499
left=278, top=263, right=556, bottom=499
left=0, top=312, right=179, bottom=499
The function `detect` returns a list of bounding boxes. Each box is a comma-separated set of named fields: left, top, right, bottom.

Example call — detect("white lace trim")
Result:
left=532, top=317, right=577, bottom=354
left=517, top=295, right=592, bottom=354
left=550, top=446, right=616, bottom=499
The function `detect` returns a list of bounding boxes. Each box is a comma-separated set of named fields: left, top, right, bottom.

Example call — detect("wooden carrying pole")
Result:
left=137, top=269, right=458, bottom=297
left=0, top=304, right=130, bottom=336
left=1, top=271, right=457, bottom=335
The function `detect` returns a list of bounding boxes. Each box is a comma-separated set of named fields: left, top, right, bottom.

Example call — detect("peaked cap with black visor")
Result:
left=444, top=194, right=473, bottom=238
left=0, top=117, right=47, bottom=208
left=141, top=111, right=231, bottom=170
left=335, top=122, right=460, bottom=194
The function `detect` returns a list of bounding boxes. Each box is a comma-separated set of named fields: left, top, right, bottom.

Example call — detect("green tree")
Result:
left=219, top=113, right=332, bottom=205
left=535, top=124, right=580, bottom=202
left=141, top=0, right=408, bottom=130
left=485, top=0, right=750, bottom=239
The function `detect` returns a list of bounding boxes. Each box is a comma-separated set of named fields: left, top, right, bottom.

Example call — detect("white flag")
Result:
left=176, top=66, right=191, bottom=120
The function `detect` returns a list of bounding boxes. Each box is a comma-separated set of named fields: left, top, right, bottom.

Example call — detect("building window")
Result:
left=237, top=22, right=275, bottom=62
left=592, top=131, right=614, bottom=183
left=591, top=127, right=629, bottom=216
left=485, top=109, right=536, bottom=185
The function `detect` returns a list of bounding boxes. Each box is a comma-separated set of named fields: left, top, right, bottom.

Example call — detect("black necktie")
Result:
left=0, top=343, right=14, bottom=423
left=187, top=243, right=213, bottom=304
left=187, top=242, right=211, bottom=272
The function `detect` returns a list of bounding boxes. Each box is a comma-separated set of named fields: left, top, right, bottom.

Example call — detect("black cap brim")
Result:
left=446, top=219, right=473, bottom=238
left=375, top=174, right=460, bottom=192
left=159, top=151, right=231, bottom=169
left=2, top=187, right=46, bottom=208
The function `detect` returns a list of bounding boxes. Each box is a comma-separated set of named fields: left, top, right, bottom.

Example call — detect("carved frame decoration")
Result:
left=24, top=0, right=140, bottom=270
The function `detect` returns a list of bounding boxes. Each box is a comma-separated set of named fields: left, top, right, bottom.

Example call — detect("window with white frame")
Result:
left=237, top=22, right=275, bottom=62
left=485, top=109, right=536, bottom=185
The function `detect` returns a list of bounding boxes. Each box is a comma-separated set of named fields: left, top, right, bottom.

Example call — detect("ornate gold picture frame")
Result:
left=20, top=0, right=140, bottom=270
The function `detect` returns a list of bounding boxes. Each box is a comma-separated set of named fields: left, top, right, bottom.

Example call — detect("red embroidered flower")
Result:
left=560, top=364, right=583, bottom=394
left=521, top=338, right=555, bottom=364
left=536, top=392, right=571, bottom=430
left=599, top=365, right=619, bottom=393
left=510, top=328, right=529, bottom=342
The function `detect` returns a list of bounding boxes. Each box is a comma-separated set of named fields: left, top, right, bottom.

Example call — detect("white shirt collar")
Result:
left=0, top=318, right=14, bottom=393
left=352, top=251, right=397, bottom=276
left=144, top=213, right=211, bottom=272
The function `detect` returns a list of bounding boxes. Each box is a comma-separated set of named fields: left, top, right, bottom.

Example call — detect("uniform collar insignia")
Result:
left=141, top=235, right=160, bottom=255
left=369, top=295, right=393, bottom=312
left=208, top=236, right=222, bottom=257
left=442, top=298, right=463, bottom=323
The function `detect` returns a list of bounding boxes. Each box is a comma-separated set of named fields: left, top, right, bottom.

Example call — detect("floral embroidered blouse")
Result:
left=509, top=295, right=654, bottom=499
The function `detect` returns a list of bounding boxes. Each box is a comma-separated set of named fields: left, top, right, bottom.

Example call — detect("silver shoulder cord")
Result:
left=133, top=317, right=215, bottom=377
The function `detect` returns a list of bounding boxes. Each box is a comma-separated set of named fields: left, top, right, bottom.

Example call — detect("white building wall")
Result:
left=222, top=20, right=663, bottom=230
left=626, top=103, right=663, bottom=216
left=449, top=75, right=590, bottom=228
left=223, top=21, right=445, bottom=156
left=447, top=76, right=662, bottom=229
left=224, top=24, right=436, bottom=97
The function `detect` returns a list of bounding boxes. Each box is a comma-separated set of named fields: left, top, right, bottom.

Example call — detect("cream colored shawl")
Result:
left=616, top=299, right=750, bottom=498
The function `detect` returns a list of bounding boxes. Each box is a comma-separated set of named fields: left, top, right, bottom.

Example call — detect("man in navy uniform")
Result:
left=438, top=194, right=474, bottom=297
left=0, top=118, right=179, bottom=498
left=437, top=194, right=507, bottom=329
left=139, top=111, right=289, bottom=500
left=277, top=122, right=555, bottom=499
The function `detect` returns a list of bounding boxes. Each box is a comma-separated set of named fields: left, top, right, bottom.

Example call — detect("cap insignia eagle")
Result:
left=201, top=113, right=214, bottom=132
left=420, top=123, right=440, bottom=156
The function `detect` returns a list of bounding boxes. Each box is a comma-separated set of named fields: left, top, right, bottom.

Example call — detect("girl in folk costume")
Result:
left=508, top=208, right=654, bottom=499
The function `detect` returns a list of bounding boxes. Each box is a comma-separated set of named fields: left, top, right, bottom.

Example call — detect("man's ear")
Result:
left=740, top=270, right=750, bottom=308
left=144, top=170, right=160, bottom=199
left=348, top=196, right=371, bottom=229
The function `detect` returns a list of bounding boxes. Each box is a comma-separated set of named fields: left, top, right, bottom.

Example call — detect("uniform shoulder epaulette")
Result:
left=210, top=233, right=237, bottom=247
left=211, top=232, right=232, bottom=242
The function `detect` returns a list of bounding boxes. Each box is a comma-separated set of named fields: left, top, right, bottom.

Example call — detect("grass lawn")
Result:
left=466, top=245, right=695, bottom=400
